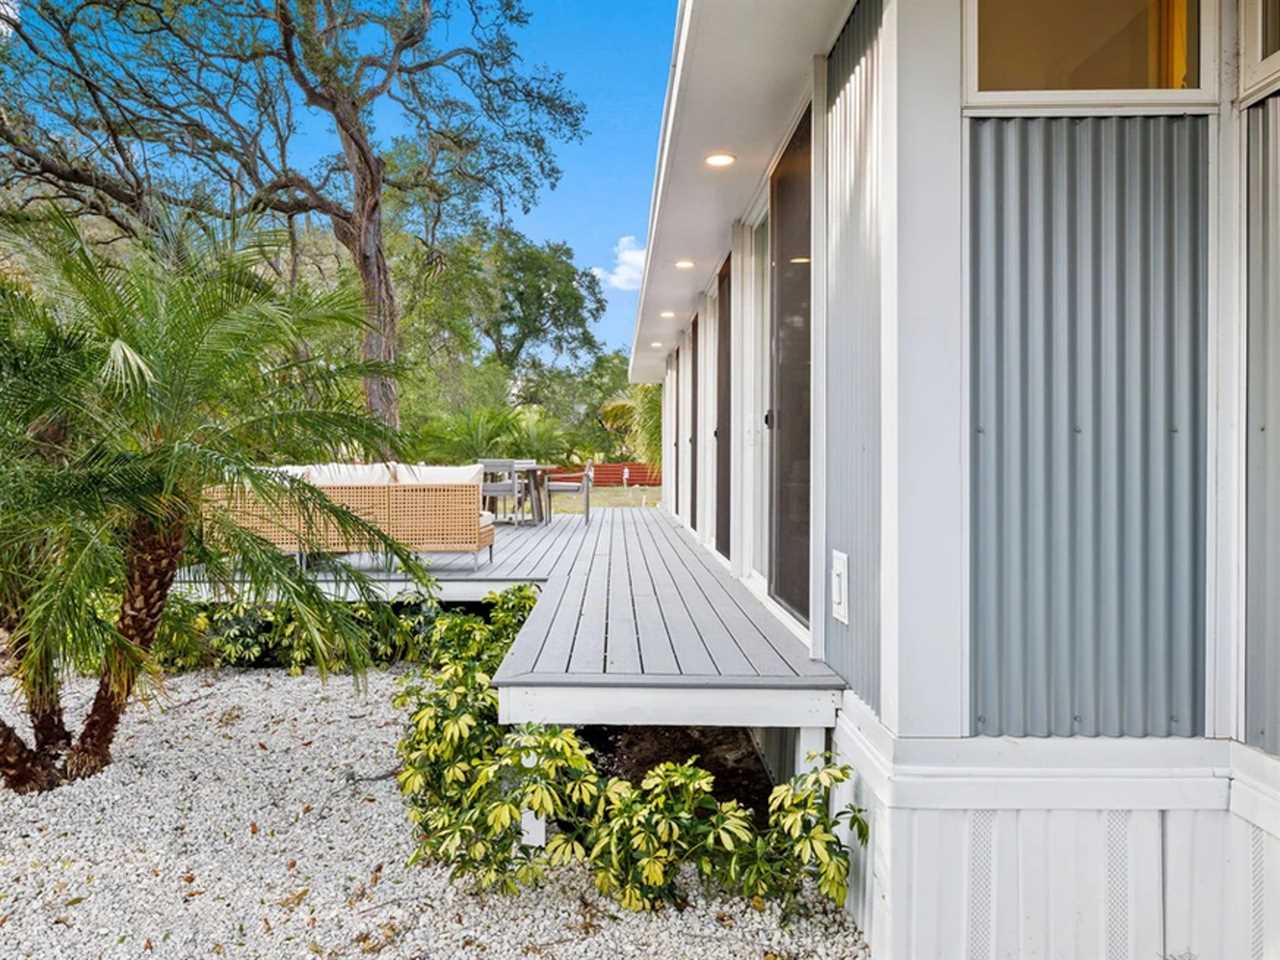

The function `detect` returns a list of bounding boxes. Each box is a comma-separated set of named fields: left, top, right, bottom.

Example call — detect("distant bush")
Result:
left=395, top=585, right=866, bottom=915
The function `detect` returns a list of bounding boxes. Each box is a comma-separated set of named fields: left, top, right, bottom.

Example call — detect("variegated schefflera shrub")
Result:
left=395, top=584, right=869, bottom=914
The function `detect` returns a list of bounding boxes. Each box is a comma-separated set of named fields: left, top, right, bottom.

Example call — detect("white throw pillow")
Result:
left=479, top=510, right=496, bottom=527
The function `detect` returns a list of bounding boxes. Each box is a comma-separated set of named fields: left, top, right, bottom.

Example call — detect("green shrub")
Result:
left=151, top=592, right=441, bottom=673
left=396, top=584, right=868, bottom=915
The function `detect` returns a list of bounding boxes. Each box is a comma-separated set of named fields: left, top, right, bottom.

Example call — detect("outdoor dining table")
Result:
left=519, top=464, right=557, bottom=525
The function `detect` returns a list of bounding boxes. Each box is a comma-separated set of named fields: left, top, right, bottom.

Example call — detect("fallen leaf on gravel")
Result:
left=64, top=897, right=84, bottom=907
left=184, top=890, right=205, bottom=899
left=143, top=939, right=153, bottom=952
left=716, top=912, right=736, bottom=928
left=302, top=804, right=313, bottom=814
left=258, top=741, right=269, bottom=751
left=250, top=821, right=259, bottom=835
left=287, top=859, right=297, bottom=871
left=181, top=873, right=195, bottom=884
left=278, top=887, right=309, bottom=910
left=0, top=914, right=9, bottom=927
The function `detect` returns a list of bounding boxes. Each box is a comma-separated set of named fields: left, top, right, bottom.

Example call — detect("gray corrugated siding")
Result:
left=824, top=0, right=883, bottom=711
left=754, top=727, right=797, bottom=783
left=1248, top=95, right=1280, bottom=756
left=970, top=116, right=1208, bottom=738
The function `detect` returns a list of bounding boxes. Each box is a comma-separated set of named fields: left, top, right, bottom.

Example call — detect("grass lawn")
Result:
left=551, top=484, right=661, bottom=514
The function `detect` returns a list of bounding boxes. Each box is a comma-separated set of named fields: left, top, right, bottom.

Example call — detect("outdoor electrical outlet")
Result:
left=831, top=550, right=849, bottom=625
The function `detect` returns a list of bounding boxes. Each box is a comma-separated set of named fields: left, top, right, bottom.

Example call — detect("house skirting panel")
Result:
left=831, top=698, right=1280, bottom=959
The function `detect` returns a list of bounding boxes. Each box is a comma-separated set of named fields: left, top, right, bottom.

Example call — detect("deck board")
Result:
left=493, top=508, right=844, bottom=693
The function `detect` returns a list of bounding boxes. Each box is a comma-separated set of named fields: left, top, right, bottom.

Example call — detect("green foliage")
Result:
left=396, top=586, right=866, bottom=915
left=153, top=594, right=440, bottom=674
left=0, top=211, right=435, bottom=711
left=418, top=407, right=518, bottom=464
left=576, top=760, right=754, bottom=911
left=600, top=382, right=664, bottom=468
left=415, top=405, right=571, bottom=465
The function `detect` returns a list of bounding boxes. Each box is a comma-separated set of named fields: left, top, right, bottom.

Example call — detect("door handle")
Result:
left=764, top=409, right=774, bottom=429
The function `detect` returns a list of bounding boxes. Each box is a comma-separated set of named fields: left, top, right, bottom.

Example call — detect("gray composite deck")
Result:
left=492, top=508, right=844, bottom=691
left=178, top=507, right=845, bottom=701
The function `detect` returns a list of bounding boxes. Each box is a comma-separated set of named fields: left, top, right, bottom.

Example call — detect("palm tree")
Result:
left=506, top=407, right=569, bottom=465
left=0, top=212, right=429, bottom=792
left=600, top=384, right=663, bottom=468
left=417, top=407, right=517, bottom=464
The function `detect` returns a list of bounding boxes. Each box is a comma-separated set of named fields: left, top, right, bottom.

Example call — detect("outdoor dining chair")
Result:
left=479, top=458, right=529, bottom=524
left=547, top=461, right=592, bottom=524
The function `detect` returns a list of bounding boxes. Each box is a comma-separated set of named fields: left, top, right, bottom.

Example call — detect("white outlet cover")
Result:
left=831, top=550, right=849, bottom=625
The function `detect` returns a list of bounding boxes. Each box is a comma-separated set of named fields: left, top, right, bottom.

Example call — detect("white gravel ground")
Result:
left=0, top=668, right=871, bottom=960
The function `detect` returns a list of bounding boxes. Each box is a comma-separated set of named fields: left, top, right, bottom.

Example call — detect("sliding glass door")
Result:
left=768, top=109, right=812, bottom=622
left=690, top=315, right=699, bottom=531
left=716, top=258, right=732, bottom=558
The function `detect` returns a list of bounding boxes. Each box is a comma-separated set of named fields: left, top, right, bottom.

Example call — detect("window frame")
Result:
left=1242, top=0, right=1280, bottom=105
left=963, top=0, right=1220, bottom=113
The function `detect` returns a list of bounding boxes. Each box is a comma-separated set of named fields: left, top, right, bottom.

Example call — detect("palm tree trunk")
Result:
left=29, top=693, right=70, bottom=758
left=66, top=517, right=185, bottom=781
left=0, top=718, right=56, bottom=793
left=5, top=609, right=72, bottom=758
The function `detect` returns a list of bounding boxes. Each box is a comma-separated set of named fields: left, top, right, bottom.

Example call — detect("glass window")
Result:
left=1267, top=0, right=1280, bottom=60
left=768, top=109, right=812, bottom=623
left=751, top=217, right=770, bottom=582
left=978, top=0, right=1200, bottom=92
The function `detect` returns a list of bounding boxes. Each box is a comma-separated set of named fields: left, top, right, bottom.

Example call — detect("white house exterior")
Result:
left=632, top=1, right=1280, bottom=955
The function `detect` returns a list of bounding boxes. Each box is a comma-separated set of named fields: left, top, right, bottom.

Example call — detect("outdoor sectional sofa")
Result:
left=211, top=462, right=496, bottom=567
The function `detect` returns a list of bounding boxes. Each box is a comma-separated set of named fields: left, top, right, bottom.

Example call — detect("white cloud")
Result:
left=591, top=235, right=646, bottom=292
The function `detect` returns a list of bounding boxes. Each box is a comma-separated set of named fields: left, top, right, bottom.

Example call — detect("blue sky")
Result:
left=502, top=2, right=676, bottom=352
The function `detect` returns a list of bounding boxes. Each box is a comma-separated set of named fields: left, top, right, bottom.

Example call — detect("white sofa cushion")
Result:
left=268, top=464, right=310, bottom=479
left=307, top=462, right=394, bottom=485
left=479, top=510, right=495, bottom=527
left=393, top=463, right=484, bottom=485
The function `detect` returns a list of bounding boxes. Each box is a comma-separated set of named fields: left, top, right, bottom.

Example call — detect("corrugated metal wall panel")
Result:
left=824, top=0, right=883, bottom=710
left=1248, top=95, right=1280, bottom=757
left=752, top=727, right=797, bottom=784
left=970, top=116, right=1208, bottom=738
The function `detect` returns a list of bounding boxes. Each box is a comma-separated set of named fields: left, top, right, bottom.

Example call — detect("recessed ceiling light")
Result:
left=705, top=152, right=736, bottom=168
left=674, top=259, right=695, bottom=270
left=789, top=256, right=812, bottom=265
left=650, top=341, right=664, bottom=348
left=659, top=310, right=676, bottom=318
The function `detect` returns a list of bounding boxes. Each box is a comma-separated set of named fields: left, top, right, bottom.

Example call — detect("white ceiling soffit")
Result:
left=629, top=0, right=850, bottom=383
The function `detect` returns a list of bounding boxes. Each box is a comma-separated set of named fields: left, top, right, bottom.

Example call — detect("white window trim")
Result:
left=963, top=0, right=1221, bottom=114
left=810, top=53, right=830, bottom=663
left=734, top=99, right=816, bottom=646
left=1242, top=0, right=1280, bottom=104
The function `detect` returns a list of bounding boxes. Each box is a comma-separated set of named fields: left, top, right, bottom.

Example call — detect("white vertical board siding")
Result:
left=970, top=116, right=1209, bottom=738
left=1248, top=94, right=1280, bottom=758
left=872, top=806, right=1269, bottom=960
left=824, top=0, right=884, bottom=710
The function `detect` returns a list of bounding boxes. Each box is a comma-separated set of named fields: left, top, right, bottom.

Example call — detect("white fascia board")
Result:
left=498, top=684, right=840, bottom=728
